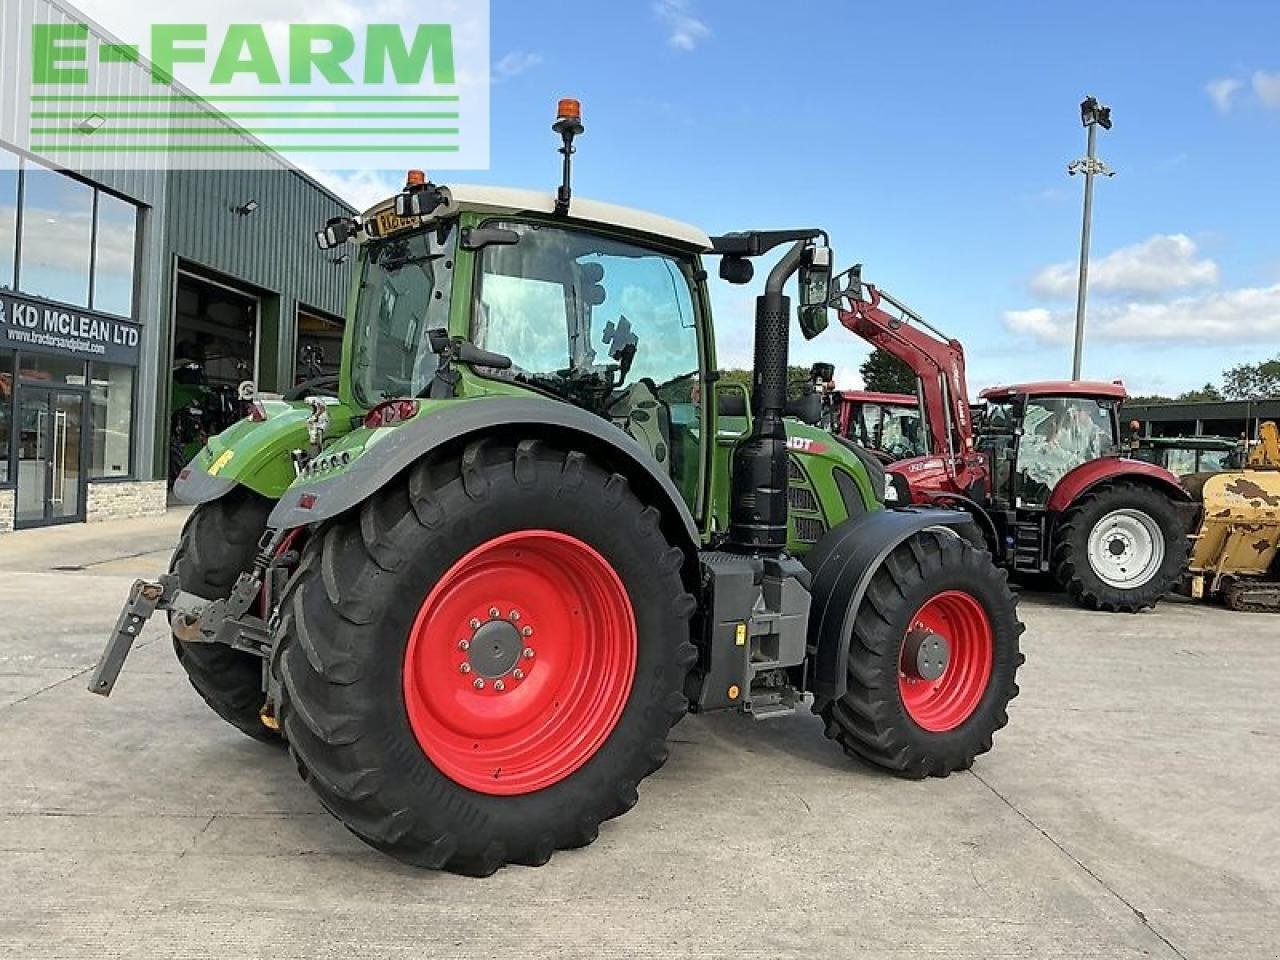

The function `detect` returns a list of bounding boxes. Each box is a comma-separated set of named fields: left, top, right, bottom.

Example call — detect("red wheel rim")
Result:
left=403, top=530, right=636, bottom=795
left=898, top=590, right=993, bottom=733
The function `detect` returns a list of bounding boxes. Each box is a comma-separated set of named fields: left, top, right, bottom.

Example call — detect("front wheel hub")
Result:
left=902, top=629, right=950, bottom=681
left=898, top=591, right=993, bottom=733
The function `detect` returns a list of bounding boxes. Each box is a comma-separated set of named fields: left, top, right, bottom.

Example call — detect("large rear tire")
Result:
left=1052, top=482, right=1189, bottom=613
left=170, top=488, right=279, bottom=743
left=272, top=438, right=697, bottom=875
left=819, top=530, right=1024, bottom=778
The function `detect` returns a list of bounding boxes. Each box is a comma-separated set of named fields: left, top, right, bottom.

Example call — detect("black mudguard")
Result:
left=804, top=507, right=975, bottom=702
left=268, top=396, right=701, bottom=546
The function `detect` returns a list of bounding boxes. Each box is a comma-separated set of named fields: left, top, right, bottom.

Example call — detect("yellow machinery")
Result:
left=1184, top=421, right=1280, bottom=611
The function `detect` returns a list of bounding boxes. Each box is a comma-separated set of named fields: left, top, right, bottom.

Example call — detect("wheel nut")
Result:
left=523, top=647, right=535, bottom=659
left=458, top=639, right=470, bottom=651
left=459, top=662, right=472, bottom=674
left=469, top=618, right=481, bottom=629
left=489, top=607, right=500, bottom=618
left=509, top=610, right=520, bottom=621
left=512, top=669, right=524, bottom=680
left=521, top=625, right=533, bottom=637
left=473, top=678, right=485, bottom=690
left=494, top=679, right=506, bottom=692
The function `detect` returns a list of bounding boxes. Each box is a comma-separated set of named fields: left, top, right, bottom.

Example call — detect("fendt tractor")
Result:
left=89, top=101, right=1024, bottom=876
left=832, top=267, right=1193, bottom=613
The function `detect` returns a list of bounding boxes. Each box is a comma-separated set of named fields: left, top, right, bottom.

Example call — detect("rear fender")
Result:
left=1047, top=457, right=1190, bottom=514
left=804, top=507, right=975, bottom=702
left=267, top=396, right=700, bottom=549
left=173, top=401, right=335, bottom=505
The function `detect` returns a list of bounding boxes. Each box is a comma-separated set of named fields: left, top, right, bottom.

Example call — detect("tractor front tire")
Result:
left=170, top=487, right=279, bottom=743
left=820, top=530, right=1024, bottom=778
left=272, top=439, right=697, bottom=875
left=1052, top=482, right=1189, bottom=613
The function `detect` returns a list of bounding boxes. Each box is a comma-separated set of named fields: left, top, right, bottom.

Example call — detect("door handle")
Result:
left=52, top=409, right=67, bottom=505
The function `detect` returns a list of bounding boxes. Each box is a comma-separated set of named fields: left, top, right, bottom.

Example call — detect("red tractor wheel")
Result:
left=820, top=530, right=1024, bottom=778
left=402, top=530, right=637, bottom=795
left=273, top=439, right=697, bottom=875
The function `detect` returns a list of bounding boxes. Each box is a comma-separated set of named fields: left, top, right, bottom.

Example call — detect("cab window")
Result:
left=1017, top=397, right=1115, bottom=505
left=472, top=221, right=703, bottom=506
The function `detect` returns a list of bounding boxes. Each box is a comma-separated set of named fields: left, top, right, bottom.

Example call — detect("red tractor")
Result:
left=831, top=266, right=1193, bottom=612
left=832, top=390, right=928, bottom=464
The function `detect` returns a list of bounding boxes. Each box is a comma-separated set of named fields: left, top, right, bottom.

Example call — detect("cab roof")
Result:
left=363, top=184, right=712, bottom=252
left=839, top=391, right=918, bottom=406
left=980, top=380, right=1129, bottom=401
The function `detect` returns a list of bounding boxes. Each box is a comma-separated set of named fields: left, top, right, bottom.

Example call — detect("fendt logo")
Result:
left=10, top=4, right=489, bottom=171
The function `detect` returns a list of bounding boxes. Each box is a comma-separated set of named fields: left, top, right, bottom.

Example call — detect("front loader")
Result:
left=90, top=100, right=1024, bottom=875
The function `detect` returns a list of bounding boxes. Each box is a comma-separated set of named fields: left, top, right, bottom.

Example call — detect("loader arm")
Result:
left=832, top=273, right=973, bottom=463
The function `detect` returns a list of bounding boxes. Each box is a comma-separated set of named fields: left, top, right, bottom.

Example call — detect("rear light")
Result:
left=299, top=493, right=318, bottom=510
left=364, top=399, right=420, bottom=429
left=249, top=401, right=268, bottom=422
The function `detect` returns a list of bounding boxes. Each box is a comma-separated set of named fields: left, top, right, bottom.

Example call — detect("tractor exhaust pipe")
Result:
left=728, top=241, right=807, bottom=552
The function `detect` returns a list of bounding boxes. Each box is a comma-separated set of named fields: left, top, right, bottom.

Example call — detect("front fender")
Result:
left=1046, top=457, right=1190, bottom=514
left=268, top=396, right=701, bottom=546
left=803, top=507, right=974, bottom=703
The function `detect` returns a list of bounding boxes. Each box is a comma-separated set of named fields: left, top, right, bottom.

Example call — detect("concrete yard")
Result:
left=0, top=511, right=1276, bottom=959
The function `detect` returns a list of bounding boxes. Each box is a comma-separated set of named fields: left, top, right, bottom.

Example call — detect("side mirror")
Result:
left=798, top=244, right=833, bottom=339
left=395, top=183, right=447, bottom=219
left=315, top=216, right=358, bottom=250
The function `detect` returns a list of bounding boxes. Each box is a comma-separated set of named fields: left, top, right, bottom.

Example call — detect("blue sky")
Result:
left=76, top=0, right=1280, bottom=395
left=466, top=0, right=1280, bottom=395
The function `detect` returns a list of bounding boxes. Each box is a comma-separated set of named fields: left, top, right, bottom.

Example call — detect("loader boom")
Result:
left=832, top=274, right=972, bottom=464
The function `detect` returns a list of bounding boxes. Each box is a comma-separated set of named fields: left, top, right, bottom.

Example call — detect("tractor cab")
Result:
left=836, top=390, right=929, bottom=464
left=975, top=381, right=1128, bottom=510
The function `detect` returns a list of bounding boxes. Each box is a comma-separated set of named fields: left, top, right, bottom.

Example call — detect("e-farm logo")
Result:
left=18, top=6, right=489, bottom=171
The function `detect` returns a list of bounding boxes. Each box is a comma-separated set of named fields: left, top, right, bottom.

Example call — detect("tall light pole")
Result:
left=1067, top=95, right=1114, bottom=380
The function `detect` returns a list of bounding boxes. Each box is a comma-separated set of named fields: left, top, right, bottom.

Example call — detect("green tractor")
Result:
left=91, top=101, right=1024, bottom=875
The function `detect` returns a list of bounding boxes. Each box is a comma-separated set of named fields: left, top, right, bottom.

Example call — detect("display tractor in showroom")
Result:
left=90, top=101, right=1025, bottom=876
left=833, top=266, right=1193, bottom=612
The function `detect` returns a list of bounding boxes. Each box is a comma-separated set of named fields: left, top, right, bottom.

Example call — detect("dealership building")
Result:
left=0, top=0, right=357, bottom=532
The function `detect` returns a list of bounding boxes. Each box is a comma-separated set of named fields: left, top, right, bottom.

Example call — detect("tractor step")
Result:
left=1012, top=520, right=1044, bottom=572
left=745, top=681, right=810, bottom=720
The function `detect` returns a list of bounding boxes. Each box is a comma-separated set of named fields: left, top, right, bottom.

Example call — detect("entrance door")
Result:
left=15, top=389, right=85, bottom=528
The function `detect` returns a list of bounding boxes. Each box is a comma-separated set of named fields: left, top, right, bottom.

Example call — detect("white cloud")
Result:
left=1004, top=307, right=1063, bottom=341
left=1206, top=77, right=1243, bottom=113
left=1003, top=283, right=1280, bottom=346
left=1028, top=234, right=1218, bottom=299
left=1253, top=70, right=1280, bottom=109
left=653, top=0, right=710, bottom=51
left=492, top=51, right=543, bottom=83
left=307, top=167, right=401, bottom=211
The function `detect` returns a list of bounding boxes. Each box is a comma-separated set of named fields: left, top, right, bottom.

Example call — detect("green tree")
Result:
left=1176, top=383, right=1224, bottom=403
left=859, top=348, right=916, bottom=394
left=720, top=365, right=814, bottom=400
left=1222, top=356, right=1280, bottom=401
left=1126, top=394, right=1174, bottom=406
